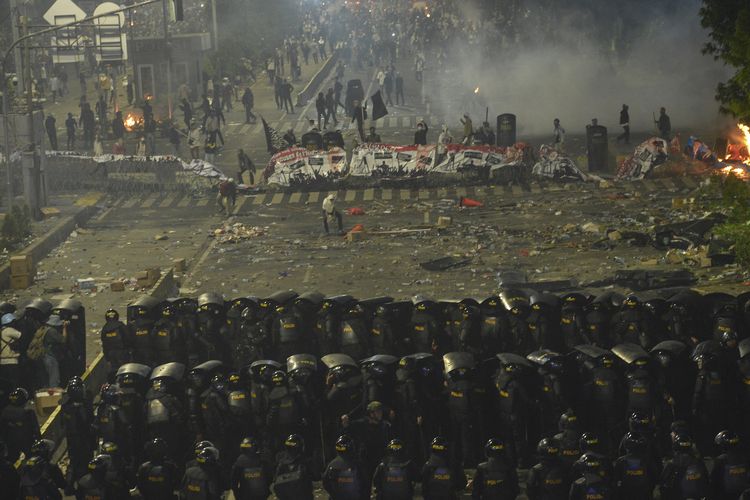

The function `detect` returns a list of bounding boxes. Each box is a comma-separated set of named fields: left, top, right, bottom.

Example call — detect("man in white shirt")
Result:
left=0, top=313, right=22, bottom=387
left=322, top=194, right=344, bottom=236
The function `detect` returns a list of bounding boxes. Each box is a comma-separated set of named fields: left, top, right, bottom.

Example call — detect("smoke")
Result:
left=433, top=0, right=733, bottom=136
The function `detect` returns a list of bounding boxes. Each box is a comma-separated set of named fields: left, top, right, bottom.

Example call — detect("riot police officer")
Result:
left=584, top=292, right=622, bottom=349
left=196, top=293, right=230, bottom=364
left=664, top=291, right=707, bottom=347
left=267, top=370, right=307, bottom=457
left=248, top=360, right=280, bottom=442
left=611, top=295, right=661, bottom=349
left=272, top=294, right=319, bottom=362
left=17, top=455, right=64, bottom=499
left=145, top=363, right=187, bottom=462
left=316, top=295, right=354, bottom=356
left=187, top=360, right=225, bottom=442
left=136, top=437, right=179, bottom=500
left=371, top=300, right=411, bottom=356
left=287, top=354, right=322, bottom=418
left=76, top=455, right=119, bottom=499
left=500, top=290, right=533, bottom=354
left=494, top=353, right=534, bottom=468
left=472, top=438, right=520, bottom=499
left=225, top=372, right=253, bottom=464
left=322, top=434, right=370, bottom=500
left=443, top=352, right=479, bottom=467
left=650, top=340, right=693, bottom=423
left=560, top=293, right=591, bottom=351
left=553, top=410, right=582, bottom=470
left=116, top=363, right=150, bottom=463
left=613, top=432, right=659, bottom=499
left=128, top=296, right=160, bottom=366
left=421, top=436, right=467, bottom=500
left=337, top=301, right=374, bottom=361
left=272, top=434, right=314, bottom=500
left=613, top=343, right=659, bottom=415
left=568, top=452, right=614, bottom=500
left=323, top=354, right=362, bottom=429
left=230, top=436, right=272, bottom=500
left=0, top=387, right=41, bottom=462
left=479, top=297, right=507, bottom=357
left=394, top=354, right=429, bottom=462
left=575, top=346, right=623, bottom=449
left=93, top=384, right=134, bottom=462
left=100, top=308, right=130, bottom=376
left=151, top=303, right=186, bottom=366
left=660, top=434, right=710, bottom=500
left=342, top=400, right=392, bottom=481
left=372, top=438, right=419, bottom=500
left=0, top=440, right=19, bottom=498
left=527, top=293, right=562, bottom=352
left=180, top=446, right=224, bottom=500
left=200, top=373, right=231, bottom=460
left=526, top=437, right=570, bottom=500
left=361, top=354, right=398, bottom=410
left=739, top=338, right=750, bottom=442
left=60, top=376, right=94, bottom=484
left=410, top=296, right=448, bottom=354
left=692, top=341, right=732, bottom=455
left=528, top=350, right=570, bottom=436
left=711, top=430, right=750, bottom=499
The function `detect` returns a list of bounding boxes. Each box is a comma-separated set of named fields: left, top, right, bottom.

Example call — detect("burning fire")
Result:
left=474, top=87, right=480, bottom=94
left=719, top=123, right=750, bottom=179
left=123, top=112, right=142, bottom=132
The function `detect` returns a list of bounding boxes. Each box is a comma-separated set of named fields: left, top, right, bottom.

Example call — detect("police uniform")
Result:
left=322, top=454, right=370, bottom=500
left=136, top=459, right=179, bottom=499
left=421, top=450, right=467, bottom=499
left=230, top=446, right=272, bottom=500
left=60, top=382, right=95, bottom=482
left=372, top=454, right=419, bottom=500
left=472, top=456, right=520, bottom=499
left=100, top=315, right=131, bottom=372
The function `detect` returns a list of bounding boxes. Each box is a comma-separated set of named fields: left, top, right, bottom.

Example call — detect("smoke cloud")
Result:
left=431, top=0, right=733, bottom=137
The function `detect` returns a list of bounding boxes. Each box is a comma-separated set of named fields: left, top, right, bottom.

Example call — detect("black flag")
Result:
left=371, top=90, right=388, bottom=121
left=262, top=117, right=287, bottom=153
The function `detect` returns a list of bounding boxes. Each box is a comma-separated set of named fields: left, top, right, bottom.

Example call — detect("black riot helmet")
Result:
left=673, top=433, right=694, bottom=453
left=579, top=433, right=602, bottom=453
left=210, top=373, right=226, bottom=393
left=196, top=448, right=218, bottom=466
left=284, top=434, right=304, bottom=455
left=485, top=438, right=506, bottom=459
left=65, top=376, right=85, bottom=399
left=431, top=436, right=449, bottom=455
left=271, top=370, right=287, bottom=387
left=145, top=438, right=168, bottom=461
left=194, top=440, right=215, bottom=456
left=9, top=387, right=29, bottom=405
left=624, top=294, right=640, bottom=308
left=101, top=441, right=119, bottom=456
left=579, top=452, right=605, bottom=476
left=714, top=430, right=740, bottom=452
left=30, top=439, right=55, bottom=461
left=161, top=302, right=175, bottom=319
left=227, top=372, right=242, bottom=389
left=88, top=455, right=108, bottom=476
left=537, top=437, right=559, bottom=458
left=386, top=439, right=405, bottom=459
left=105, top=308, right=119, bottom=321
left=240, top=436, right=258, bottom=452
left=558, top=410, right=579, bottom=432
left=628, top=411, right=654, bottom=435
left=622, top=432, right=647, bottom=454
left=100, top=383, right=121, bottom=405
left=335, top=435, right=354, bottom=456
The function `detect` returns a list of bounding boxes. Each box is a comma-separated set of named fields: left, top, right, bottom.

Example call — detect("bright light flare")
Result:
left=123, top=112, right=142, bottom=132
left=474, top=87, right=480, bottom=94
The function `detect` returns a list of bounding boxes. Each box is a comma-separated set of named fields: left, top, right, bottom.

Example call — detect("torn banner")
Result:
left=45, top=150, right=228, bottom=180
left=264, top=147, right=347, bottom=187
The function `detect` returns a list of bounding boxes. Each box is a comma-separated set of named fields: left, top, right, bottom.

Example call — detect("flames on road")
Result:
left=123, top=112, right=143, bottom=132
left=721, top=123, right=750, bottom=179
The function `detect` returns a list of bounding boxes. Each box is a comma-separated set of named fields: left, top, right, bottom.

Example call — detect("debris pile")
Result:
left=210, top=223, right=266, bottom=244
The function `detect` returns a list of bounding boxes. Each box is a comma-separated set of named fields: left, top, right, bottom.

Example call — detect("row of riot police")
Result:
left=8, top=342, right=749, bottom=499
left=101, top=289, right=750, bottom=377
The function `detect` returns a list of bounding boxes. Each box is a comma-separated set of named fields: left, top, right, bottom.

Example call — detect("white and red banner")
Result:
left=264, top=147, right=348, bottom=186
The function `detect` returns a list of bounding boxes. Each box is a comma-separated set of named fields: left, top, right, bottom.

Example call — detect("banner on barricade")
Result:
left=264, top=147, right=347, bottom=187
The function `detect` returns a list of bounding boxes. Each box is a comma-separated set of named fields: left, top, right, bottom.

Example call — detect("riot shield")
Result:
left=321, top=353, right=358, bottom=370
left=611, top=343, right=650, bottom=365
left=586, top=124, right=608, bottom=172
left=496, top=114, right=516, bottom=148
left=443, top=352, right=476, bottom=374
left=150, top=362, right=186, bottom=381
left=496, top=352, right=534, bottom=369
left=287, top=354, right=318, bottom=373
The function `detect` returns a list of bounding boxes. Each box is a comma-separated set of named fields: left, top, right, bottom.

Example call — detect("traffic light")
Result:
left=174, top=0, right=183, bottom=21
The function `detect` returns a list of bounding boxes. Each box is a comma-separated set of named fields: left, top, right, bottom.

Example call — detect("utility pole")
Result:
left=161, top=0, right=173, bottom=119
left=9, top=0, right=24, bottom=94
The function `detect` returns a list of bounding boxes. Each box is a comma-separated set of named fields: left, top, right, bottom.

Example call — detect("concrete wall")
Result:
left=296, top=53, right=338, bottom=107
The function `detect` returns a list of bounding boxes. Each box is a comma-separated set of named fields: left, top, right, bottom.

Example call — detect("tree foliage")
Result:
left=700, top=0, right=750, bottom=122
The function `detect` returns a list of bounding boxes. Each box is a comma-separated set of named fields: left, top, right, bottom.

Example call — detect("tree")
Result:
left=700, top=0, right=750, bottom=123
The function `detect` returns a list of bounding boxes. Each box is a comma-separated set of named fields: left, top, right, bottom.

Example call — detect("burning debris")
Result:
left=123, top=112, right=143, bottom=132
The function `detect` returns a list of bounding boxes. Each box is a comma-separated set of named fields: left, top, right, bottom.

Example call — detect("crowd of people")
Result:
left=2, top=288, right=750, bottom=498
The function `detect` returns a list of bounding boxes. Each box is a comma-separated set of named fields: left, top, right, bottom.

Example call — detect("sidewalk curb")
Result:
left=0, top=193, right=104, bottom=290
left=296, top=53, right=338, bottom=107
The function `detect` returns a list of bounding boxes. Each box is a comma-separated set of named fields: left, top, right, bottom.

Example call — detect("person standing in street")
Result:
left=111, top=111, right=126, bottom=143
left=656, top=107, right=671, bottom=141
left=384, top=71, right=394, bottom=106
left=282, top=79, right=295, bottom=114
left=325, top=88, right=338, bottom=126
left=460, top=113, right=473, bottom=145
left=334, top=76, right=345, bottom=111
left=168, top=122, right=181, bottom=156
left=351, top=100, right=366, bottom=142
left=65, top=112, right=77, bottom=149
left=395, top=72, right=404, bottom=105
left=322, top=194, right=344, bottom=235
left=45, top=115, right=58, bottom=150
left=237, top=148, right=256, bottom=185
left=316, top=92, right=328, bottom=130
left=189, top=124, right=202, bottom=160
left=242, top=87, right=256, bottom=124
left=0, top=314, right=22, bottom=389
left=553, top=118, right=566, bottom=152
left=414, top=120, right=428, bottom=145
left=617, top=104, right=630, bottom=145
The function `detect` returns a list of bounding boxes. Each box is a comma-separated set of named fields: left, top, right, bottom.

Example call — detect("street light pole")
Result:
left=161, top=0, right=173, bottom=119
